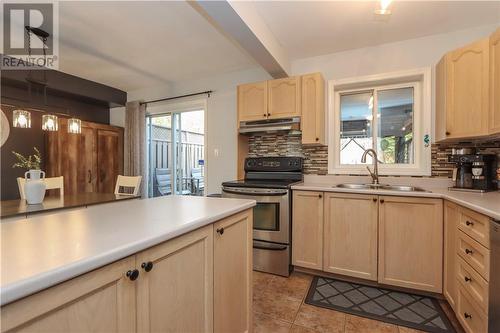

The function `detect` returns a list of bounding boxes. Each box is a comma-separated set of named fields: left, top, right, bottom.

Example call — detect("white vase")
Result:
left=24, top=170, right=46, bottom=205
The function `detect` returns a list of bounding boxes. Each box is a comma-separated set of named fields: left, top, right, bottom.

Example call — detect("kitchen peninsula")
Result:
left=0, top=195, right=255, bottom=333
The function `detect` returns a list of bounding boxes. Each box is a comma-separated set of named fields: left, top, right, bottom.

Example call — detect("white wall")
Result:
left=112, top=67, right=270, bottom=195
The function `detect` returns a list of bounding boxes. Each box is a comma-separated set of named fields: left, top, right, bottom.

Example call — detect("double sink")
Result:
left=335, top=183, right=428, bottom=192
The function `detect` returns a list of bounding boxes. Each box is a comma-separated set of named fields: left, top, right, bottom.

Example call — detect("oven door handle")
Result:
left=253, top=242, right=288, bottom=251
left=222, top=187, right=288, bottom=196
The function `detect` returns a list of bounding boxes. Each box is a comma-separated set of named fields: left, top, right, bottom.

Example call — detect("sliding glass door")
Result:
left=147, top=110, right=204, bottom=198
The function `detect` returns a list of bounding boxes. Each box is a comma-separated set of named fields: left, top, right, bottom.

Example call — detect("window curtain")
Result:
left=124, top=100, right=147, bottom=197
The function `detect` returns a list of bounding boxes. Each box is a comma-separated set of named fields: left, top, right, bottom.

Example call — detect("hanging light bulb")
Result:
left=12, top=109, right=31, bottom=128
left=67, top=118, right=82, bottom=134
left=42, top=114, right=58, bottom=131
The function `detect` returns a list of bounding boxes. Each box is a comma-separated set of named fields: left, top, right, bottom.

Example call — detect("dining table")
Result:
left=0, top=192, right=139, bottom=219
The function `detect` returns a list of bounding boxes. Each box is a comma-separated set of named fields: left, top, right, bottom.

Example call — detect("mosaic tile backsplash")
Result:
left=247, top=132, right=500, bottom=178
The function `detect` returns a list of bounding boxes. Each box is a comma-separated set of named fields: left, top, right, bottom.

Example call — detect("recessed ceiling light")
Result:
left=374, top=0, right=392, bottom=17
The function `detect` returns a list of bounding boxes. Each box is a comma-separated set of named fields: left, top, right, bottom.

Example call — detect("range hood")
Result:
left=239, top=117, right=300, bottom=134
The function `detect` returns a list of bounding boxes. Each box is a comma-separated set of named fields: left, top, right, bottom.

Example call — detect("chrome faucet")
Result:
left=361, top=149, right=379, bottom=185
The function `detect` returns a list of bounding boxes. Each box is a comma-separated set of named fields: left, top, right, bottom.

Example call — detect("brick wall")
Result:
left=247, top=132, right=500, bottom=178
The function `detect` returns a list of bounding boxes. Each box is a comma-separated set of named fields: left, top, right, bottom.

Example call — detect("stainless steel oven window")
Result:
left=253, top=203, right=280, bottom=231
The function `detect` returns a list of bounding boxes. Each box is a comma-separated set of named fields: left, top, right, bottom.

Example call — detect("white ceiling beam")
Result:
left=190, top=0, right=290, bottom=78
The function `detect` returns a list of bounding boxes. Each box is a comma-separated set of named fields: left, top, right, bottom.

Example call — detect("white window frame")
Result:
left=328, top=68, right=432, bottom=176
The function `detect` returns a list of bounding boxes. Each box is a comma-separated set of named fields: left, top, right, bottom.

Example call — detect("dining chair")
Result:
left=17, top=176, right=64, bottom=200
left=114, top=175, right=142, bottom=196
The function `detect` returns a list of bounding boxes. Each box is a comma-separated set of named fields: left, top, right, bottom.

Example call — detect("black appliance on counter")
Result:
left=448, top=151, right=497, bottom=192
left=221, top=157, right=304, bottom=276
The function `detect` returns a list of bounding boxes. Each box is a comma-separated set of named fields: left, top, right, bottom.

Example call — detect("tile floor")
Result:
left=252, top=271, right=461, bottom=333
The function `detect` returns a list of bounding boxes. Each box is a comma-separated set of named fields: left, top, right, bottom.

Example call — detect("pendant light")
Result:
left=68, top=118, right=82, bottom=134
left=12, top=109, right=32, bottom=128
left=42, top=114, right=58, bottom=131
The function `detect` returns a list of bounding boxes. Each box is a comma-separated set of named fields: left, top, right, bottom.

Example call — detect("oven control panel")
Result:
left=245, top=157, right=303, bottom=172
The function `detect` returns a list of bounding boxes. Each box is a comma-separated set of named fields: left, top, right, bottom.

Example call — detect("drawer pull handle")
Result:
left=465, top=220, right=474, bottom=226
left=141, top=261, right=154, bottom=272
left=465, top=248, right=473, bottom=255
left=464, top=276, right=472, bottom=283
left=464, top=312, right=472, bottom=319
left=126, top=269, right=139, bottom=281
left=217, top=227, right=224, bottom=235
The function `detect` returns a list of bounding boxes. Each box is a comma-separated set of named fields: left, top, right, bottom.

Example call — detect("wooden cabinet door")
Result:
left=323, top=193, right=378, bottom=281
left=46, top=119, right=96, bottom=195
left=268, top=77, right=301, bottom=119
left=490, top=28, right=500, bottom=134
left=214, top=210, right=252, bottom=333
left=96, top=129, right=123, bottom=193
left=237, top=81, right=268, bottom=122
left=378, top=196, right=443, bottom=293
left=301, top=73, right=325, bottom=145
left=446, top=38, right=490, bottom=139
left=1, top=256, right=136, bottom=333
left=136, top=225, right=213, bottom=333
left=292, top=190, right=323, bottom=270
left=444, top=201, right=460, bottom=310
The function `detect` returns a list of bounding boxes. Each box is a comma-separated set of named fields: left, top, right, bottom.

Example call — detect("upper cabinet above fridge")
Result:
left=436, top=28, right=500, bottom=142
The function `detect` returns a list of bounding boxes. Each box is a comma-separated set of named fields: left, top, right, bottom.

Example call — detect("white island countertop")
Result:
left=0, top=196, right=255, bottom=306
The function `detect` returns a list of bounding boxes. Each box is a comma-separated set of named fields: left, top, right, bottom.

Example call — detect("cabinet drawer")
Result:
left=457, top=256, right=489, bottom=313
left=457, top=231, right=490, bottom=281
left=457, top=285, right=488, bottom=333
left=459, top=208, right=490, bottom=248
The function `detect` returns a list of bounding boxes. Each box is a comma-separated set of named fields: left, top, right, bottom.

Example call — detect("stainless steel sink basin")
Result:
left=334, top=183, right=428, bottom=192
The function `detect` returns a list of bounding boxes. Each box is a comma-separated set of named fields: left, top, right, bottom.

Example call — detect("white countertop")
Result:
left=0, top=196, right=255, bottom=306
left=292, top=182, right=500, bottom=220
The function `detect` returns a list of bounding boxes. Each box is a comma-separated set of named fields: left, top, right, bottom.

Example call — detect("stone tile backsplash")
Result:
left=247, top=132, right=500, bottom=178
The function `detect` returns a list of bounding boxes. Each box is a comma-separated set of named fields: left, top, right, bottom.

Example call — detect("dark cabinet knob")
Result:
left=464, top=312, right=472, bottom=319
left=464, top=276, right=472, bottom=282
left=380, top=199, right=385, bottom=204
left=217, top=227, right=224, bottom=235
left=263, top=114, right=267, bottom=117
left=141, top=261, right=154, bottom=272
left=318, top=194, right=322, bottom=198
left=465, top=220, right=474, bottom=226
left=373, top=198, right=378, bottom=202
left=267, top=113, right=271, bottom=116
left=465, top=248, right=473, bottom=255
left=446, top=131, right=451, bottom=136
left=126, top=269, right=139, bottom=281
left=315, top=138, right=319, bottom=141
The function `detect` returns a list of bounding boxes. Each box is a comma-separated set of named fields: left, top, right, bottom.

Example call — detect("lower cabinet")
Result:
left=0, top=209, right=252, bottom=333
left=444, top=201, right=461, bottom=310
left=1, top=256, right=136, bottom=333
left=378, top=196, right=443, bottom=293
left=292, top=191, right=324, bottom=270
left=323, top=193, right=378, bottom=281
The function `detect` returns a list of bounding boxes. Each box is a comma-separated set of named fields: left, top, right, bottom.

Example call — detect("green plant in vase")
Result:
left=12, top=147, right=42, bottom=170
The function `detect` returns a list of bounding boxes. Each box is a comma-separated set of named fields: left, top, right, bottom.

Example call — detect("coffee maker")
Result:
left=448, top=149, right=497, bottom=192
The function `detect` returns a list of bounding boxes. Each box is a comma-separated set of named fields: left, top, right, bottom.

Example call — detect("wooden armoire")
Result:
left=46, top=119, right=124, bottom=195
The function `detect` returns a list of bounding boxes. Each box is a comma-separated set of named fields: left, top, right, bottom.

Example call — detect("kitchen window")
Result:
left=328, top=69, right=432, bottom=176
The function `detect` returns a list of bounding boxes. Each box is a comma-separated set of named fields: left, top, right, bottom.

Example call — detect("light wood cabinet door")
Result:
left=292, top=190, right=323, bottom=270
left=490, top=28, right=500, bottom=134
left=136, top=225, right=214, bottom=333
left=445, top=38, right=490, bottom=139
left=301, top=73, right=325, bottom=145
left=238, top=81, right=268, bottom=122
left=268, top=77, right=301, bottom=119
left=444, top=201, right=460, bottom=311
left=378, top=196, right=443, bottom=293
left=214, top=210, right=252, bottom=333
left=323, top=193, right=378, bottom=281
left=1, top=256, right=136, bottom=333
left=96, top=129, right=123, bottom=193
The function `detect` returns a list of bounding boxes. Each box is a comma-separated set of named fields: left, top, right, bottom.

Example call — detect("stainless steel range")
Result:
left=221, top=157, right=303, bottom=276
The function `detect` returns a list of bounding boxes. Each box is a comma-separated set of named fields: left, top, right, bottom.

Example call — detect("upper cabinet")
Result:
left=268, top=77, right=301, bottom=119
left=237, top=81, right=268, bottom=122
left=436, top=38, right=490, bottom=141
left=436, top=29, right=500, bottom=141
left=490, top=28, right=500, bottom=134
left=301, top=73, right=326, bottom=145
